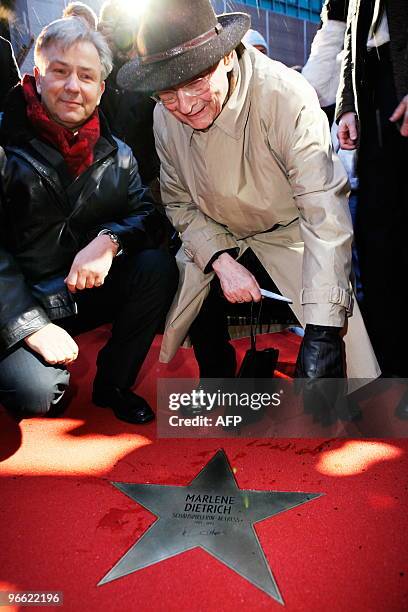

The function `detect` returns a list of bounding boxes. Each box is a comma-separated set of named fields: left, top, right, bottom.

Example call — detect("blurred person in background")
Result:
left=242, top=28, right=269, bottom=56
left=62, top=1, right=98, bottom=29
left=336, top=0, right=408, bottom=394
left=0, top=35, right=20, bottom=111
left=302, top=0, right=363, bottom=304
left=98, top=0, right=160, bottom=193
left=302, top=0, right=348, bottom=125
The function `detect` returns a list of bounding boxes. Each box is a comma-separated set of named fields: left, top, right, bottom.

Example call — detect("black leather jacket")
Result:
left=0, top=84, right=164, bottom=352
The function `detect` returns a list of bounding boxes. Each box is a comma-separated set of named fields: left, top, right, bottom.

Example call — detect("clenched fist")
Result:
left=64, top=234, right=118, bottom=293
left=338, top=112, right=358, bottom=150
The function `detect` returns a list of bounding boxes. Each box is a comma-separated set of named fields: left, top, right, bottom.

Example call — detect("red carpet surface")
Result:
left=0, top=328, right=407, bottom=611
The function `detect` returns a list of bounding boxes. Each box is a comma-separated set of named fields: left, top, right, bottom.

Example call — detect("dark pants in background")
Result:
left=356, top=43, right=408, bottom=376
left=0, top=249, right=179, bottom=416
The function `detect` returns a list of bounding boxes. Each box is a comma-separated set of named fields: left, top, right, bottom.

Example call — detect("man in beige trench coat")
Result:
left=118, top=0, right=380, bottom=405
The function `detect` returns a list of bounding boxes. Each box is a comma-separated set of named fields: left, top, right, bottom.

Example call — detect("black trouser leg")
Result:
left=189, top=276, right=237, bottom=378
left=65, top=249, right=178, bottom=390
left=96, top=249, right=178, bottom=389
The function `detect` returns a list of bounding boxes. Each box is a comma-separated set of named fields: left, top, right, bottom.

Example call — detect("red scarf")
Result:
left=22, top=74, right=100, bottom=178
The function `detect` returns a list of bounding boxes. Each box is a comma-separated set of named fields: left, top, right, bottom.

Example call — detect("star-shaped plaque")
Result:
left=99, top=450, right=322, bottom=603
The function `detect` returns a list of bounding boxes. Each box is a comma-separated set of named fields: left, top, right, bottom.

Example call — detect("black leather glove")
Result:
left=295, top=325, right=348, bottom=425
left=295, top=324, right=345, bottom=379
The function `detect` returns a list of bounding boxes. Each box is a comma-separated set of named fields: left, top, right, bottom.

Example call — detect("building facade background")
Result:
left=213, top=1, right=321, bottom=67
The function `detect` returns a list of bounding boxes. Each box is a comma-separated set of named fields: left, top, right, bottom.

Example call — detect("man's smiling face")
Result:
left=34, top=40, right=105, bottom=130
left=156, top=54, right=234, bottom=130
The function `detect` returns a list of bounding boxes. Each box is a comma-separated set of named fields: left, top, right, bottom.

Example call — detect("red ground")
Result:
left=0, top=329, right=407, bottom=611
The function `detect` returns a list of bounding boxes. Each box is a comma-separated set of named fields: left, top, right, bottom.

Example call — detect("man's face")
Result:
left=34, top=41, right=105, bottom=130
left=157, top=56, right=233, bottom=131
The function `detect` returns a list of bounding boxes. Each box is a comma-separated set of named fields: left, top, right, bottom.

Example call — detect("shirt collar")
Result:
left=213, top=49, right=252, bottom=140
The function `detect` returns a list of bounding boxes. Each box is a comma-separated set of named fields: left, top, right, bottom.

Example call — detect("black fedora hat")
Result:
left=117, top=0, right=250, bottom=93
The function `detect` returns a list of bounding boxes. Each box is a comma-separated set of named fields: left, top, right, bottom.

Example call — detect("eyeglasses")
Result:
left=151, top=64, right=218, bottom=107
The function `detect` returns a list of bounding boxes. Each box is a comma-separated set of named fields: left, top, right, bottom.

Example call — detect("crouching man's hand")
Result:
left=24, top=323, right=79, bottom=365
left=212, top=252, right=261, bottom=303
left=65, top=234, right=118, bottom=293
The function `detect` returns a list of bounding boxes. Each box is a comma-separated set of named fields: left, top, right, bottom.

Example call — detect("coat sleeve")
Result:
left=154, top=109, right=239, bottom=272
left=269, top=74, right=353, bottom=327
left=0, top=149, right=50, bottom=351
left=335, top=0, right=356, bottom=121
left=91, top=145, right=165, bottom=253
left=301, top=19, right=346, bottom=108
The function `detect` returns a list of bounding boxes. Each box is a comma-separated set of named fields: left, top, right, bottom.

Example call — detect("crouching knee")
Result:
left=8, top=369, right=70, bottom=418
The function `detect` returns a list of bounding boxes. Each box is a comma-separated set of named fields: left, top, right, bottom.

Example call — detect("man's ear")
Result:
left=33, top=66, right=42, bottom=95
left=97, top=80, right=105, bottom=105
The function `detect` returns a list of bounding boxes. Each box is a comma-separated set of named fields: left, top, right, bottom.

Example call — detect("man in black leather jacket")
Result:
left=0, top=18, right=178, bottom=424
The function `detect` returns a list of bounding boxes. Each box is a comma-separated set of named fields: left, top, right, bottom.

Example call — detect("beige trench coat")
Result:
left=154, top=45, right=380, bottom=385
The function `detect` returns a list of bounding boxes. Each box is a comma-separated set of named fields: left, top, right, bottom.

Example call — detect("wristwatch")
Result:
left=98, top=229, right=123, bottom=256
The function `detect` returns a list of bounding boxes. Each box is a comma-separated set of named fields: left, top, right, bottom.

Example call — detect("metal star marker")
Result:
left=99, top=450, right=323, bottom=604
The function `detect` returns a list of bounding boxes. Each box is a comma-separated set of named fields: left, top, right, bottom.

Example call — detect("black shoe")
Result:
left=395, top=390, right=408, bottom=420
left=92, top=387, right=155, bottom=424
